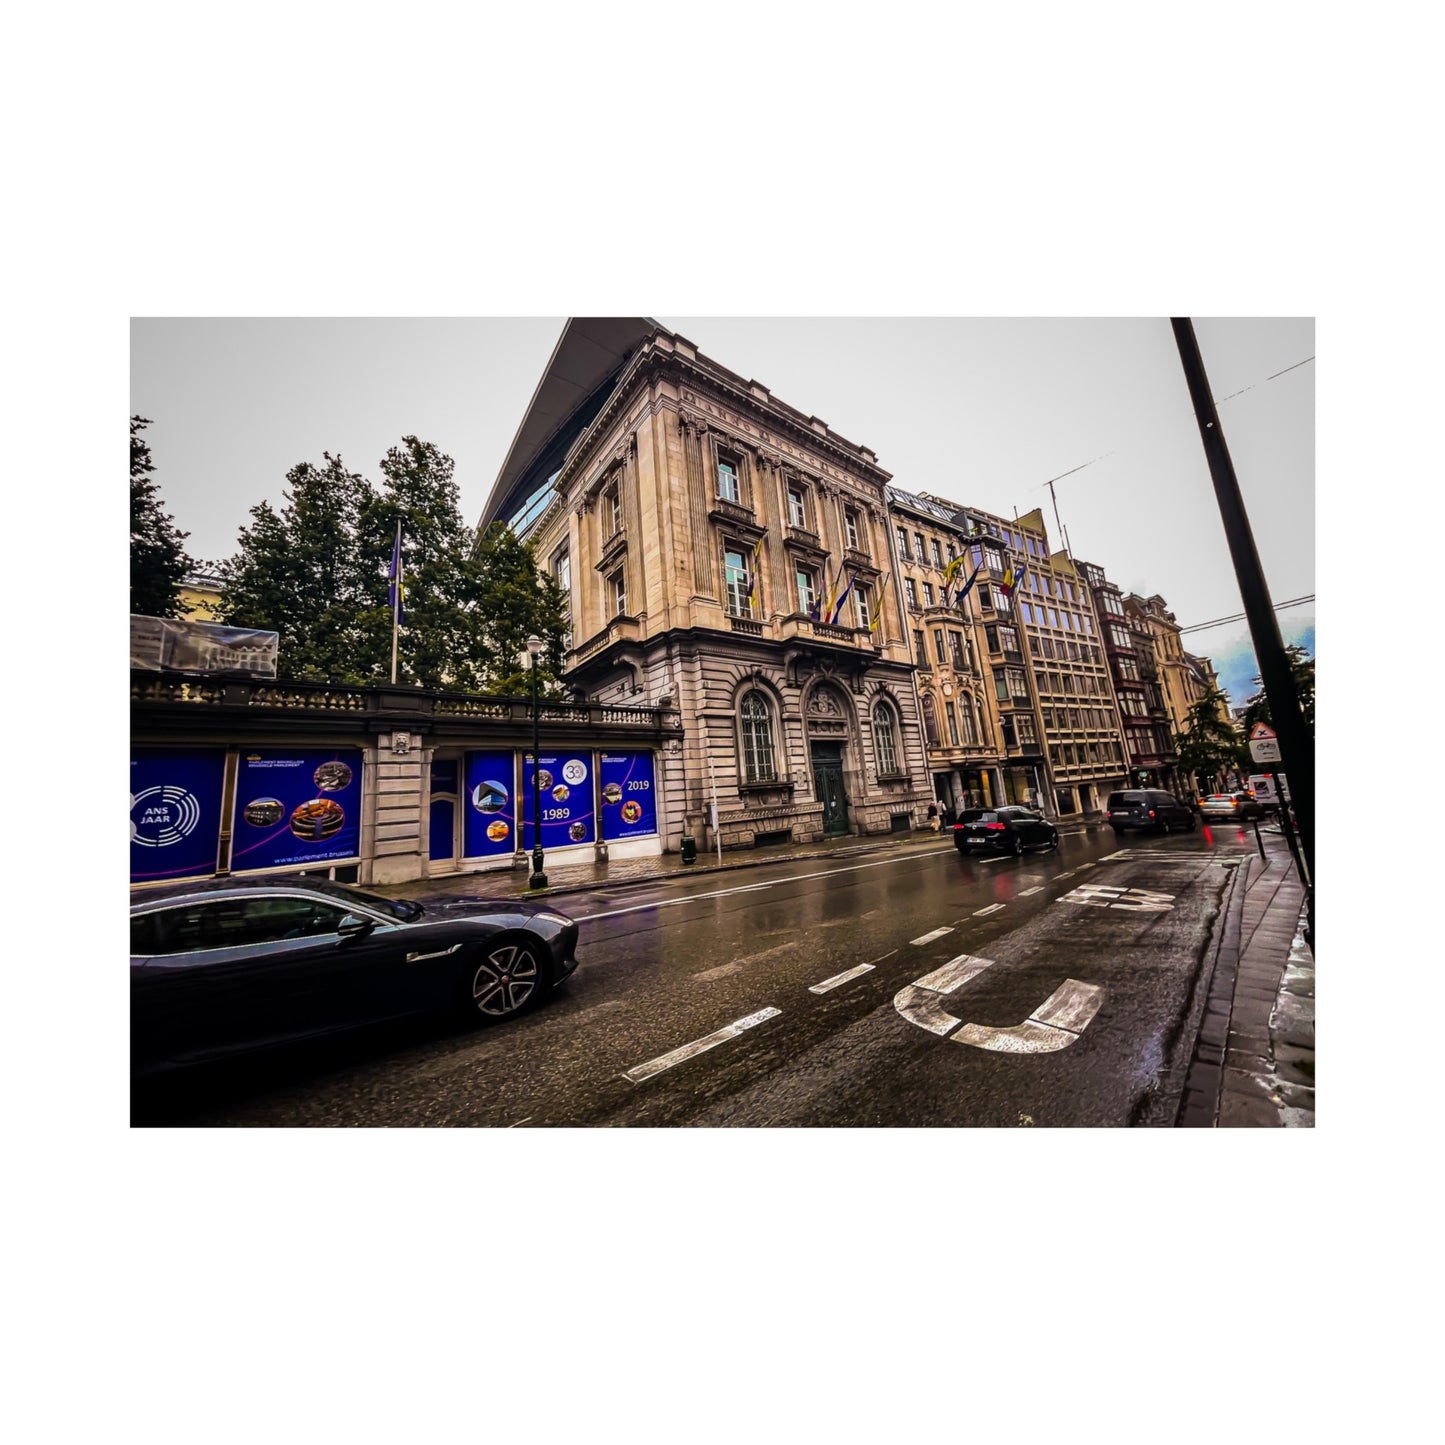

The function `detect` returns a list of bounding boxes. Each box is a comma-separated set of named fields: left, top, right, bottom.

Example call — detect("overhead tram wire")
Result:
left=1178, top=594, right=1315, bottom=634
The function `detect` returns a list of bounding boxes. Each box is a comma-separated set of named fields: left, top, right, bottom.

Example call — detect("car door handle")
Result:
left=405, top=943, right=464, bottom=963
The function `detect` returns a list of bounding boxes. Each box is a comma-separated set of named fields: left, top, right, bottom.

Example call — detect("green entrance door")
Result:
left=811, top=742, right=850, bottom=837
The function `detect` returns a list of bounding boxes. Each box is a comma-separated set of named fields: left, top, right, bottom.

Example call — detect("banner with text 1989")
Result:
left=600, top=751, right=657, bottom=839
left=229, top=748, right=363, bottom=872
left=520, top=752, right=595, bottom=849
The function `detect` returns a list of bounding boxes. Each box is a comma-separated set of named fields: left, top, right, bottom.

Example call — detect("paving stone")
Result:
left=1218, top=1092, right=1282, bottom=1128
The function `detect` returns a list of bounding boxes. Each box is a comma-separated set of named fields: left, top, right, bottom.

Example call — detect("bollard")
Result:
left=680, top=834, right=697, bottom=865
left=1251, top=819, right=1266, bottom=860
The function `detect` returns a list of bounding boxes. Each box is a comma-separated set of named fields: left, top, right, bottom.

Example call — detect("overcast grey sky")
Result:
left=130, top=316, right=1313, bottom=703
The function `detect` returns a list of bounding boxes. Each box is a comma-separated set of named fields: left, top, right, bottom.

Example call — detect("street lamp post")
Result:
left=527, top=635, right=548, bottom=890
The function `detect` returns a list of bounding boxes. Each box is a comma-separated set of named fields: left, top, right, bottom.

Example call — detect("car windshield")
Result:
left=287, top=877, right=424, bottom=921
left=1108, top=793, right=1148, bottom=807
left=959, top=810, right=999, bottom=823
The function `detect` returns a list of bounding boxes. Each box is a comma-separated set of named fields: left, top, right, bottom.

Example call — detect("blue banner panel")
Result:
left=600, top=752, right=658, bottom=840
left=520, top=752, right=595, bottom=849
left=463, top=751, right=517, bottom=858
left=131, top=750, right=228, bottom=883
left=230, top=748, right=363, bottom=872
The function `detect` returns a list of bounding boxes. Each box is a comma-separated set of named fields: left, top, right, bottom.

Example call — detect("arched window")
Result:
left=921, top=693, right=941, bottom=749
left=873, top=701, right=900, bottom=775
left=740, top=692, right=777, bottom=783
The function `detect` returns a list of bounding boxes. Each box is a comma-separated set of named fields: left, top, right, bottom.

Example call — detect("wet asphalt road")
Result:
left=135, top=822, right=1263, bottom=1128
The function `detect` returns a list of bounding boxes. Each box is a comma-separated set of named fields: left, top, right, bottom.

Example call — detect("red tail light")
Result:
left=1147, top=809, right=1155, bottom=817
left=953, top=822, right=963, bottom=830
left=984, top=823, right=1005, bottom=831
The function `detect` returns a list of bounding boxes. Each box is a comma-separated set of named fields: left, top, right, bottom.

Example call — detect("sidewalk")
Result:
left=1177, top=841, right=1315, bottom=1128
left=386, top=815, right=1119, bottom=904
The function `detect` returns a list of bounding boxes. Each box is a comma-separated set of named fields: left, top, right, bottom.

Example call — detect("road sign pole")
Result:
left=1171, top=320, right=1314, bottom=932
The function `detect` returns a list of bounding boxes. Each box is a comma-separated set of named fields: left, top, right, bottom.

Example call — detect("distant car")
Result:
left=954, top=806, right=1058, bottom=856
left=1106, top=789, right=1197, bottom=835
left=1200, top=791, right=1265, bottom=820
left=131, top=876, right=580, bottom=1075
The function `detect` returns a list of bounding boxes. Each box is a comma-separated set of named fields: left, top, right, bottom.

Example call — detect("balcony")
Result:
left=595, top=525, right=627, bottom=571
left=569, top=614, right=643, bottom=664
left=779, top=614, right=874, bottom=649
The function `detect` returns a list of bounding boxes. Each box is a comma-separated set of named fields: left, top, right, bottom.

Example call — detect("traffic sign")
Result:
left=1249, top=720, right=1282, bottom=764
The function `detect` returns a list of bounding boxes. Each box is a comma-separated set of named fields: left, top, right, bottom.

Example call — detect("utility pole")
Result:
left=1170, top=319, right=1314, bottom=928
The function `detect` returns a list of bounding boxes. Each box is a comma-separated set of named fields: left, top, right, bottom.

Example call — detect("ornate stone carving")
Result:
left=809, top=688, right=844, bottom=717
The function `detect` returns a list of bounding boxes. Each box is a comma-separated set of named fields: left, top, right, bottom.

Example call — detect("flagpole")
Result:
left=389, top=518, right=401, bottom=686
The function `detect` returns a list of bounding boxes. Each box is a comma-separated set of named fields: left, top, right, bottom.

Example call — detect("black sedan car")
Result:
left=1106, top=789, right=1198, bottom=835
left=131, top=875, right=579, bottom=1075
left=953, top=806, right=1059, bottom=856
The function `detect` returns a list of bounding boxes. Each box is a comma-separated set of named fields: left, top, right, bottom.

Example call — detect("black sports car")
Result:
left=953, top=806, right=1059, bottom=856
left=130, top=875, right=579, bottom=1075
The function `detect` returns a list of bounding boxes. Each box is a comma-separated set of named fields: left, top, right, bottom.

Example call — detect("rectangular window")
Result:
left=609, top=570, right=627, bottom=617
left=787, top=484, right=808, bottom=529
left=998, top=624, right=1019, bottom=653
left=602, top=481, right=621, bottom=538
left=930, top=538, right=943, bottom=568
left=845, top=507, right=861, bottom=550
left=905, top=577, right=920, bottom=608
left=978, top=584, right=993, bottom=612
left=958, top=701, right=978, bottom=746
left=717, top=457, right=740, bottom=502
left=914, top=532, right=926, bottom=562
left=1048, top=608, right=1059, bottom=628
left=913, top=629, right=927, bottom=666
left=993, top=667, right=1009, bottom=703
left=1015, top=714, right=1038, bottom=746
left=923, top=581, right=935, bottom=607
left=1021, top=602, right=1033, bottom=623
left=985, top=624, right=1000, bottom=653
left=854, top=584, right=871, bottom=631
left=1008, top=668, right=1029, bottom=701
left=945, top=702, right=961, bottom=746
left=896, top=526, right=910, bottom=559
left=796, top=567, right=818, bottom=615
left=948, top=631, right=965, bottom=669
left=554, top=550, right=570, bottom=596
left=933, top=628, right=947, bottom=663
left=725, top=548, right=751, bottom=617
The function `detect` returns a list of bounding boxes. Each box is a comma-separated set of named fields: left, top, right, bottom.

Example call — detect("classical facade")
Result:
left=478, top=320, right=932, bottom=853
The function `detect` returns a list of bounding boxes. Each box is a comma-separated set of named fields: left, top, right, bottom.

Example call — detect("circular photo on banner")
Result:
left=568, top=821, right=588, bottom=842
left=471, top=780, right=509, bottom=814
left=551, top=784, right=570, bottom=803
left=290, top=798, right=346, bottom=841
left=243, top=798, right=285, bottom=828
left=486, top=819, right=510, bottom=843
left=536, top=769, right=554, bottom=792
left=602, top=782, right=623, bottom=806
left=562, top=760, right=588, bottom=786
left=313, top=761, right=354, bottom=792
left=621, top=800, right=642, bottom=825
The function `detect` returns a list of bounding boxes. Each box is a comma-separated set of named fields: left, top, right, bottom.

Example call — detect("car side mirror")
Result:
left=337, top=914, right=375, bottom=939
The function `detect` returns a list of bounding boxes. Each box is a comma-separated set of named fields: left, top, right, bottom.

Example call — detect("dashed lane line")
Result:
left=911, top=926, right=955, bottom=945
left=1017, top=886, right=1044, bottom=897
left=621, top=1007, right=782, bottom=1084
left=809, top=963, right=876, bottom=994
left=972, top=903, right=1005, bottom=916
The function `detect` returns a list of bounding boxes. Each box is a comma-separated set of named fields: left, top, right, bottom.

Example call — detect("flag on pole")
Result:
left=999, top=556, right=1028, bottom=598
left=829, top=570, right=856, bottom=626
left=868, top=573, right=890, bottom=633
left=954, top=562, right=982, bottom=612
left=821, top=561, right=845, bottom=624
left=388, top=520, right=406, bottom=626
left=747, top=534, right=765, bottom=614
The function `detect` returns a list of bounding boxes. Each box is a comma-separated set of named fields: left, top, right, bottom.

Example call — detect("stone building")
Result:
left=478, top=319, right=932, bottom=853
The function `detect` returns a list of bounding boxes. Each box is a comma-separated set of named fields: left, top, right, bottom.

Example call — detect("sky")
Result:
left=131, top=316, right=1313, bottom=707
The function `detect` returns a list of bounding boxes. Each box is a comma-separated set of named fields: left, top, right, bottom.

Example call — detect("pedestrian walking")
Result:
left=927, top=800, right=941, bottom=832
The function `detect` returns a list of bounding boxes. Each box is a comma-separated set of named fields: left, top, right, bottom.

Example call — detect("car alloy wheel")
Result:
left=470, top=941, right=541, bottom=1017
left=1009, top=835, right=1022, bottom=857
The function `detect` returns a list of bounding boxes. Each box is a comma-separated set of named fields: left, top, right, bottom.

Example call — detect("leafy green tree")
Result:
left=218, top=453, right=373, bottom=682
left=217, top=438, right=568, bottom=693
left=1173, top=686, right=1248, bottom=791
left=130, top=416, right=194, bottom=617
left=1241, top=645, right=1314, bottom=738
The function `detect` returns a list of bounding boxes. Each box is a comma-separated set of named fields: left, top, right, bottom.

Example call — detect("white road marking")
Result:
left=953, top=979, right=1104, bottom=1054
left=1073, top=862, right=1095, bottom=870
left=693, top=962, right=744, bottom=981
left=809, top=962, right=875, bottom=994
left=911, top=926, right=955, bottom=945
left=621, top=1007, right=781, bottom=1084
left=1057, top=884, right=1175, bottom=912
left=584, top=849, right=956, bottom=921
left=893, top=955, right=996, bottom=1035
left=508, top=1118, right=533, bottom=1128
left=1055, top=870, right=1077, bottom=879
left=1017, top=886, right=1044, bottom=896
left=972, top=903, right=1005, bottom=916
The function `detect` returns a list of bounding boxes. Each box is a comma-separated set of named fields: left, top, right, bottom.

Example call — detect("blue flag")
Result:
left=389, top=521, right=406, bottom=627
left=829, top=570, right=856, bottom=626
